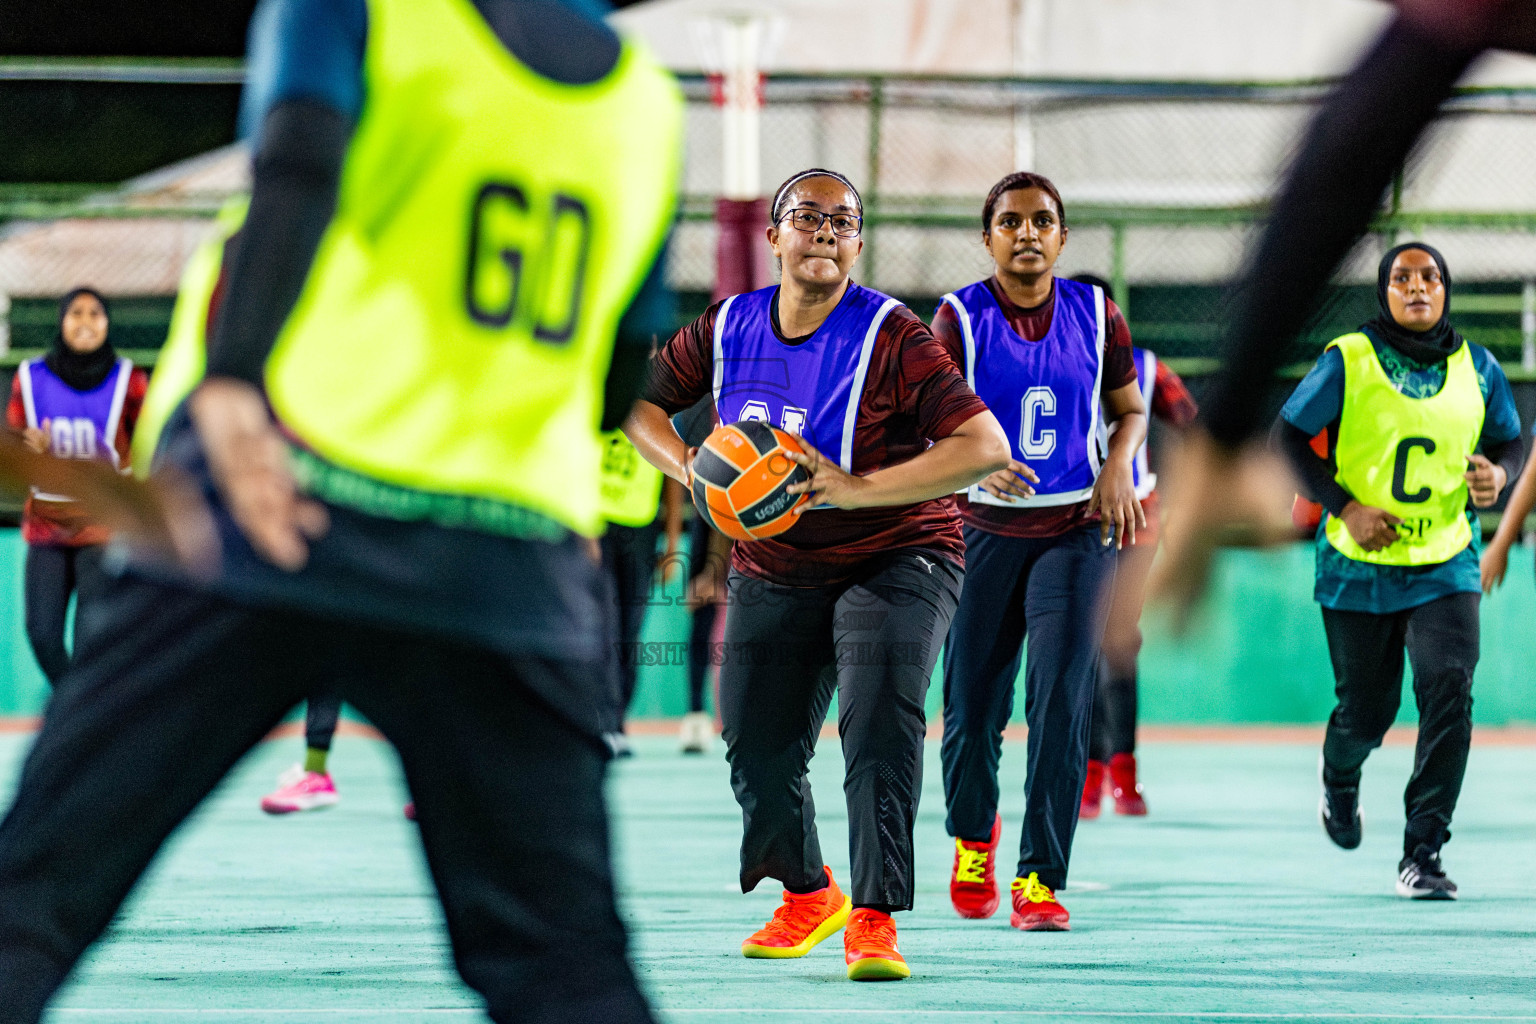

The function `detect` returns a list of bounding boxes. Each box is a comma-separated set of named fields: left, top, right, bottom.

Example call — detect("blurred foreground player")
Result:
left=1155, top=0, right=1536, bottom=611
left=1276, top=243, right=1520, bottom=899
left=133, top=199, right=350, bottom=816
left=0, top=2, right=681, bottom=1022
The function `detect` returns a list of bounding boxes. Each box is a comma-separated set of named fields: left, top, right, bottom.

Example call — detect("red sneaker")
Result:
left=1109, top=753, right=1147, bottom=816
left=1010, top=873, right=1070, bottom=931
left=1080, top=760, right=1106, bottom=820
left=741, top=867, right=850, bottom=959
left=949, top=813, right=1002, bottom=919
left=844, top=908, right=910, bottom=980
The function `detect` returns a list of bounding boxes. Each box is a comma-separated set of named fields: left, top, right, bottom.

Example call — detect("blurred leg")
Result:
left=0, top=578, right=315, bottom=1024
left=22, top=545, right=74, bottom=686
left=340, top=634, right=654, bottom=1024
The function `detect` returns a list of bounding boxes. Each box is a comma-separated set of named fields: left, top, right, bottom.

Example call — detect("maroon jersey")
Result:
left=645, top=292, right=989, bottom=587
left=8, top=367, right=149, bottom=547
left=931, top=276, right=1137, bottom=539
left=1151, top=357, right=1198, bottom=430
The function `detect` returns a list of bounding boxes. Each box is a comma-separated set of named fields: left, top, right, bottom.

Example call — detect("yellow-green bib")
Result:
left=263, top=0, right=682, bottom=538
left=600, top=430, right=664, bottom=527
left=133, top=197, right=249, bottom=479
left=1324, top=332, right=1484, bottom=565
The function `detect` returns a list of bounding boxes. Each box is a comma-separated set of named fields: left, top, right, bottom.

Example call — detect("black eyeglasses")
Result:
left=778, top=207, right=863, bottom=238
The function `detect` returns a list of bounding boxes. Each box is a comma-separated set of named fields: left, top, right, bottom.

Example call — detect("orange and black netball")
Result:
left=690, top=421, right=812, bottom=541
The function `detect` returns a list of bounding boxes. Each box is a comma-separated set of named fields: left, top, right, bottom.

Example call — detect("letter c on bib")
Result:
left=1391, top=436, right=1436, bottom=504
left=1020, top=386, right=1057, bottom=459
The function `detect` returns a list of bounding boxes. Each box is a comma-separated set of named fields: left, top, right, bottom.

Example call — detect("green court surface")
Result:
left=4, top=732, right=1535, bottom=1023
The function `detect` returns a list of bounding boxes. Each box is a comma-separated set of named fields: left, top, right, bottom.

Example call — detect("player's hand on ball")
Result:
left=1465, top=454, right=1506, bottom=508
left=1340, top=499, right=1401, bottom=552
left=1090, top=455, right=1145, bottom=549
left=1480, top=539, right=1510, bottom=594
left=190, top=377, right=330, bottom=572
left=978, top=460, right=1038, bottom=503
left=784, top=436, right=868, bottom=509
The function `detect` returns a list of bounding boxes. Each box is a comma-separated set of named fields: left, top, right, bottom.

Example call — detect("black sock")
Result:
left=784, top=868, right=828, bottom=895
left=854, top=903, right=902, bottom=916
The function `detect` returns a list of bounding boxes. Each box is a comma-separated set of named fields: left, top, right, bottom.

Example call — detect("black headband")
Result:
left=771, top=170, right=861, bottom=222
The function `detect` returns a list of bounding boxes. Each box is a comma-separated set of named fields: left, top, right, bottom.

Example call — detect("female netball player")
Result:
left=934, top=173, right=1147, bottom=931
left=1276, top=242, right=1520, bottom=899
left=1067, top=275, right=1199, bottom=819
left=625, top=167, right=1009, bottom=981
left=7, top=288, right=149, bottom=684
left=0, top=0, right=683, bottom=1019
left=1156, top=0, right=1536, bottom=611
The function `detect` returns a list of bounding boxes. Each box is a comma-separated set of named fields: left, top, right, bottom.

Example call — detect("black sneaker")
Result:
left=1318, top=765, right=1362, bottom=850
left=1397, top=845, right=1457, bottom=900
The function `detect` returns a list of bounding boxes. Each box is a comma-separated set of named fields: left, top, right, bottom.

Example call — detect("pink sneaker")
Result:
left=260, top=765, right=340, bottom=815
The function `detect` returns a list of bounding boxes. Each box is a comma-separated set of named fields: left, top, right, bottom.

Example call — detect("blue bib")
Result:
left=19, top=357, right=133, bottom=501
left=712, top=283, right=901, bottom=506
left=1130, top=346, right=1157, bottom=499
left=940, top=278, right=1106, bottom=507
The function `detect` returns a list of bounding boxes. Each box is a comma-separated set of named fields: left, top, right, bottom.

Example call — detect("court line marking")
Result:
left=658, top=1014, right=1536, bottom=1021
left=42, top=1013, right=1536, bottom=1019
left=43, top=1011, right=1536, bottom=1021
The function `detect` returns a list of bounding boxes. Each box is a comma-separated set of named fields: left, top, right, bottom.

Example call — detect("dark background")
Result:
left=0, top=0, right=650, bottom=182
left=1, top=2, right=256, bottom=183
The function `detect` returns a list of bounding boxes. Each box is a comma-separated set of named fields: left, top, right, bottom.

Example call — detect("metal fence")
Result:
left=10, top=71, right=1536, bottom=370
left=671, top=77, right=1536, bottom=370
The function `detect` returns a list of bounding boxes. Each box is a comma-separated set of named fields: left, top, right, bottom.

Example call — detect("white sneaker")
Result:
left=679, top=711, right=713, bottom=754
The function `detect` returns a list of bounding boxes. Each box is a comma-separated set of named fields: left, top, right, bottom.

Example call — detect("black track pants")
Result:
left=1320, top=591, right=1478, bottom=856
left=305, top=691, right=343, bottom=752
left=602, top=519, right=663, bottom=727
left=23, top=544, right=107, bottom=686
left=719, top=549, right=961, bottom=911
left=0, top=575, right=653, bottom=1024
left=941, top=525, right=1116, bottom=890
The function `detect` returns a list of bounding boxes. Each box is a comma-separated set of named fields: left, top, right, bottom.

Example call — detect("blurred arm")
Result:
left=1203, top=17, right=1481, bottom=446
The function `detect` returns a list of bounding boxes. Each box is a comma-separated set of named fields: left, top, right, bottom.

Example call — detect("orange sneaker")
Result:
left=741, top=867, right=851, bottom=959
left=844, top=908, right=910, bottom=981
left=1010, top=872, right=1070, bottom=931
left=949, top=813, right=1001, bottom=918
left=1080, top=760, right=1106, bottom=820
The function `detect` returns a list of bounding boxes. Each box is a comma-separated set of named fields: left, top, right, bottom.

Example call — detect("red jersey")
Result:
left=645, top=293, right=989, bottom=587
left=7, top=365, right=149, bottom=547
left=1149, top=357, right=1198, bottom=431
left=931, top=276, right=1137, bottom=539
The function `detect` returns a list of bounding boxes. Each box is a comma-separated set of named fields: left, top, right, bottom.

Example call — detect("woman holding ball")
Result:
left=625, top=168, right=1008, bottom=981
